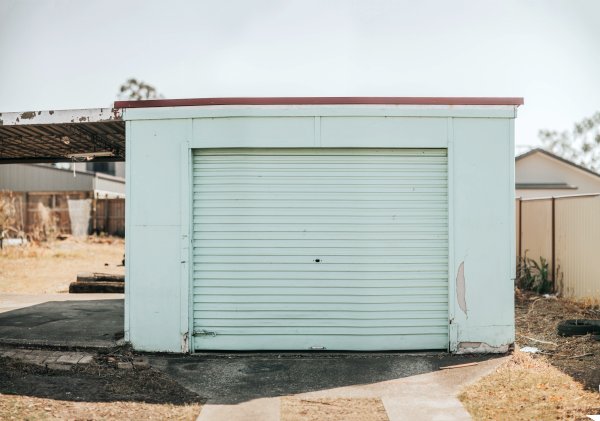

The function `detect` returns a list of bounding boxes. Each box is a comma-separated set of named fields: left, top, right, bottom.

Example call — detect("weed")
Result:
left=516, top=252, right=556, bottom=294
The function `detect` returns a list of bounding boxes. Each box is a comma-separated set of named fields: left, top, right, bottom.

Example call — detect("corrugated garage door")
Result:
left=192, top=149, right=448, bottom=351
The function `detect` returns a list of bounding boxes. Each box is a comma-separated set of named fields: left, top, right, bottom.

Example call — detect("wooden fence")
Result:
left=92, top=198, right=125, bottom=236
left=516, top=194, right=600, bottom=300
left=6, top=191, right=125, bottom=237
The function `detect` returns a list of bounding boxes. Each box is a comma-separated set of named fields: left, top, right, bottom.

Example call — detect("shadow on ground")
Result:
left=0, top=357, right=203, bottom=405
left=0, top=299, right=123, bottom=348
left=150, top=352, right=505, bottom=405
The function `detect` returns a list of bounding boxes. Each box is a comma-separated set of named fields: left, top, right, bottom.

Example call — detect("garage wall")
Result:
left=125, top=119, right=191, bottom=352
left=125, top=106, right=516, bottom=353
left=450, top=118, right=515, bottom=352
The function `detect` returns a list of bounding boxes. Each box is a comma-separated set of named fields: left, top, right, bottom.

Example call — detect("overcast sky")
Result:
left=1, top=0, right=599, bottom=152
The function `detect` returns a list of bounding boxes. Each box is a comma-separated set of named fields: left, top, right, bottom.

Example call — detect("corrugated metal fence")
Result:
left=516, top=194, right=600, bottom=299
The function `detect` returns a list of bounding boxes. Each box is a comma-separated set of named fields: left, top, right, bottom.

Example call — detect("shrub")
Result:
left=516, top=252, right=554, bottom=294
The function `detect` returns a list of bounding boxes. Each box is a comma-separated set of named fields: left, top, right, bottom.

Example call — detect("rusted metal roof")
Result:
left=114, top=96, right=524, bottom=108
left=0, top=108, right=124, bottom=163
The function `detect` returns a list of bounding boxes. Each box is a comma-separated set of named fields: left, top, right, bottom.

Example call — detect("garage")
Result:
left=120, top=97, right=521, bottom=353
left=192, top=148, right=448, bottom=351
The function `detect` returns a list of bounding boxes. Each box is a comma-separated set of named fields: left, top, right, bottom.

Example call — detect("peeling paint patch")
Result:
left=78, top=116, right=89, bottom=122
left=49, top=110, right=54, bottom=115
left=181, top=332, right=189, bottom=353
left=456, top=261, right=467, bottom=316
left=456, top=341, right=509, bottom=354
left=20, top=111, right=36, bottom=120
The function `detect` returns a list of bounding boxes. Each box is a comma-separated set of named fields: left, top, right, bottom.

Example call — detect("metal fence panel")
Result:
left=555, top=195, right=600, bottom=299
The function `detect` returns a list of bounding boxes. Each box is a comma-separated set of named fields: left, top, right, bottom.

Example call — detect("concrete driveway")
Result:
left=0, top=293, right=123, bottom=348
left=150, top=352, right=508, bottom=421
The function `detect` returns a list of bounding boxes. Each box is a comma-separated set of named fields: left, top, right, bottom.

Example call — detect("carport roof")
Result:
left=0, top=108, right=124, bottom=163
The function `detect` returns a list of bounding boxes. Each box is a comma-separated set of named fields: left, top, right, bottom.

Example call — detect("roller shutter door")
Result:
left=192, top=148, right=448, bottom=351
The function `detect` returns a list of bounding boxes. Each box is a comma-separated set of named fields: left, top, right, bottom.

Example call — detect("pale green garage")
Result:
left=120, top=97, right=522, bottom=353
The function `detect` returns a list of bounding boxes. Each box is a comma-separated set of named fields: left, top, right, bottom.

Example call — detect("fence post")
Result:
left=518, top=198, right=522, bottom=260
left=104, top=196, right=110, bottom=235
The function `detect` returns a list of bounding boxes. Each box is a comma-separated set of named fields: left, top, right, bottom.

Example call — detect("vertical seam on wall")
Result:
left=187, top=119, right=194, bottom=353
left=446, top=116, right=456, bottom=351
left=314, top=116, right=322, bottom=147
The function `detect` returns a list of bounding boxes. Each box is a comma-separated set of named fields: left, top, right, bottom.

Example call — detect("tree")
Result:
left=539, top=111, right=600, bottom=172
left=117, top=78, right=163, bottom=100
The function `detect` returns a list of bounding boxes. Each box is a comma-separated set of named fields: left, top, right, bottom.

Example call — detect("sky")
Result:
left=1, top=0, right=599, bottom=153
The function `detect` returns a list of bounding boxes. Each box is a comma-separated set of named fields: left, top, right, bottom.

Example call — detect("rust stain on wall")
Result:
left=456, top=261, right=467, bottom=316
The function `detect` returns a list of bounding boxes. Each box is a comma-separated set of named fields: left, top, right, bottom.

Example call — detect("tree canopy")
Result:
left=539, top=111, right=600, bottom=172
left=117, top=78, right=163, bottom=101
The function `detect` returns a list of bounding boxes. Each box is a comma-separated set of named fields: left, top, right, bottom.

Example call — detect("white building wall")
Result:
left=516, top=152, right=600, bottom=198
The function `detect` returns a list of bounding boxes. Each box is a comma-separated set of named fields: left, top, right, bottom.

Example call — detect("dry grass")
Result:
left=0, top=394, right=200, bottom=421
left=0, top=236, right=124, bottom=294
left=281, top=397, right=389, bottom=421
left=515, top=290, right=600, bottom=390
left=459, top=350, right=600, bottom=420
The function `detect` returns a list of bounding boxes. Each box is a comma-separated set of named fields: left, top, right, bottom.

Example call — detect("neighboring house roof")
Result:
left=515, top=182, right=577, bottom=190
left=516, top=148, right=600, bottom=181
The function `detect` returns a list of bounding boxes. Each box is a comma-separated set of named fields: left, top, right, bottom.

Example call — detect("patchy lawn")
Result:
left=0, top=236, right=124, bottom=294
left=0, top=355, right=202, bottom=420
left=460, top=291, right=600, bottom=419
left=459, top=350, right=600, bottom=420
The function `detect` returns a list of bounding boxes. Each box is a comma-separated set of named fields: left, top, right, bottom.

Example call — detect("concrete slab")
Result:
left=0, top=296, right=123, bottom=348
left=149, top=353, right=507, bottom=421
left=0, top=293, right=124, bottom=314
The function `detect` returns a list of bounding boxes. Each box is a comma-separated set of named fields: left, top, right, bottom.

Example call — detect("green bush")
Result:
left=516, top=252, right=553, bottom=294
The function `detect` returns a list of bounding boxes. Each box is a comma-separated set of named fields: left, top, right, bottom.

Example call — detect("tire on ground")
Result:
left=557, top=319, right=600, bottom=336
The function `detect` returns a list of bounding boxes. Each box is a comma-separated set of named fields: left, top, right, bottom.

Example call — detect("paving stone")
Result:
left=56, top=353, right=86, bottom=365
left=47, top=363, right=72, bottom=371
left=42, top=351, right=64, bottom=365
left=24, top=353, right=49, bottom=366
left=117, top=361, right=133, bottom=370
left=78, top=355, right=94, bottom=365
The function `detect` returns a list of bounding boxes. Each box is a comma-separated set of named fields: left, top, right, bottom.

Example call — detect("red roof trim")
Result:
left=114, top=97, right=524, bottom=109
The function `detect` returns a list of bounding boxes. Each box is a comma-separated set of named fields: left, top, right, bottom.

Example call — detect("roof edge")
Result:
left=114, top=96, right=524, bottom=109
left=517, top=148, right=600, bottom=180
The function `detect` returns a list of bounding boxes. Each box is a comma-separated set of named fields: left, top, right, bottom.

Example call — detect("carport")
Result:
left=0, top=108, right=124, bottom=163
left=0, top=107, right=126, bottom=348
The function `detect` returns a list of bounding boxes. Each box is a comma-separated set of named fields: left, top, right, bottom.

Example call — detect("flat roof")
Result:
left=114, top=96, right=524, bottom=109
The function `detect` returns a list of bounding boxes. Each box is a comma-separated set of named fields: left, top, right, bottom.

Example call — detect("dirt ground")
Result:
left=0, top=236, right=124, bottom=294
left=0, top=354, right=202, bottom=420
left=515, top=290, right=600, bottom=390
left=281, top=397, right=389, bottom=421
